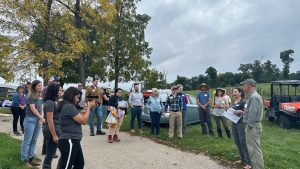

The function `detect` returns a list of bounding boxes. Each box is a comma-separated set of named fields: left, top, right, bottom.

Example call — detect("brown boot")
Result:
left=113, top=134, right=120, bottom=142
left=107, top=135, right=113, bottom=143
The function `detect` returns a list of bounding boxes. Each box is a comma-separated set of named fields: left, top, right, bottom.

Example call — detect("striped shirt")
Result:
left=165, top=94, right=183, bottom=112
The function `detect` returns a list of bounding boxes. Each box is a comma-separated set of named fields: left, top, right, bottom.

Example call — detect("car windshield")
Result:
left=159, top=93, right=168, bottom=102
left=188, top=95, right=197, bottom=105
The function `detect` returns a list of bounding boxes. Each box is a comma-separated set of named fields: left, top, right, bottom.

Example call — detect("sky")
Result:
left=137, top=0, right=300, bottom=82
left=1, top=0, right=300, bottom=88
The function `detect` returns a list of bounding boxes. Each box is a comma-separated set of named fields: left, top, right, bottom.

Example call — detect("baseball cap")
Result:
left=171, top=85, right=179, bottom=90
left=240, top=79, right=256, bottom=86
left=50, top=76, right=60, bottom=82
left=78, top=83, right=83, bottom=86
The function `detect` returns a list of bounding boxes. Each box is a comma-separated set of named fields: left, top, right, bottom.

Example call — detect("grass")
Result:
left=0, top=134, right=28, bottom=169
left=0, top=107, right=11, bottom=114
left=121, top=107, right=300, bottom=169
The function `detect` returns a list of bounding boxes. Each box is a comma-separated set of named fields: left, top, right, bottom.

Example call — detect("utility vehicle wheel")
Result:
left=279, top=115, right=292, bottom=129
left=267, top=110, right=275, bottom=122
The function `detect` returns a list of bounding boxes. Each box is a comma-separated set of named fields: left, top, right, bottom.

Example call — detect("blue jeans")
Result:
left=130, top=107, right=142, bottom=129
left=150, top=111, right=161, bottom=134
left=21, top=116, right=41, bottom=161
left=89, top=106, right=102, bottom=132
left=102, top=105, right=109, bottom=118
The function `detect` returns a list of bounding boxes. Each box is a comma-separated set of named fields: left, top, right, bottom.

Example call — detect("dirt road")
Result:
left=0, top=114, right=227, bottom=169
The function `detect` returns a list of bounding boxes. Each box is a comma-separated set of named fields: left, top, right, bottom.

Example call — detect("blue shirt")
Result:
left=11, top=93, right=26, bottom=107
left=197, top=91, right=210, bottom=107
left=146, top=96, right=164, bottom=112
left=178, top=92, right=187, bottom=111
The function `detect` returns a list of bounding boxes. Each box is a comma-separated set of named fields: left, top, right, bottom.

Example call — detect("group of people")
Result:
left=196, top=79, right=264, bottom=169
left=10, top=76, right=126, bottom=169
left=10, top=76, right=264, bottom=169
left=142, top=79, right=264, bottom=169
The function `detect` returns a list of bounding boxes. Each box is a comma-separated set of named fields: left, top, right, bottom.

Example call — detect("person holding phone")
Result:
left=57, top=87, right=96, bottom=169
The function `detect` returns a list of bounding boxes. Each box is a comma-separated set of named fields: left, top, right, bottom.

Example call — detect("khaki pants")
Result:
left=246, top=123, right=264, bottom=169
left=108, top=115, right=124, bottom=136
left=168, top=111, right=182, bottom=138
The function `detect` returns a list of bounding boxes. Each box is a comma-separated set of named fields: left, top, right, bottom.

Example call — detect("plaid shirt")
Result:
left=165, top=94, right=183, bottom=112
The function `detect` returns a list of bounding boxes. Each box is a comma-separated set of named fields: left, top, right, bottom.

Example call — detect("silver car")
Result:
left=141, top=90, right=200, bottom=125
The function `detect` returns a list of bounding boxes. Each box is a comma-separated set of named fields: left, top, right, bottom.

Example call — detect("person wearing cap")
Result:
left=211, top=88, right=231, bottom=138
left=241, top=79, right=264, bottom=169
left=102, top=85, right=111, bottom=118
left=196, top=83, right=214, bottom=136
left=177, top=84, right=188, bottom=134
left=85, top=77, right=106, bottom=136
left=164, top=85, right=183, bottom=139
left=129, top=83, right=144, bottom=134
left=77, top=83, right=85, bottom=108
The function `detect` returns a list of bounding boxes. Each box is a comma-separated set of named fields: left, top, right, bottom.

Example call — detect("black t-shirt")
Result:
left=43, top=100, right=62, bottom=136
left=231, top=99, right=246, bottom=123
left=102, top=92, right=111, bottom=106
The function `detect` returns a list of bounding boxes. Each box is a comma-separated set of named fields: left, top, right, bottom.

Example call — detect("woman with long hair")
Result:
left=57, top=87, right=95, bottom=169
left=11, top=85, right=26, bottom=135
left=211, top=88, right=231, bottom=138
left=42, top=83, right=62, bottom=169
left=232, top=87, right=251, bottom=169
left=21, top=80, right=45, bottom=167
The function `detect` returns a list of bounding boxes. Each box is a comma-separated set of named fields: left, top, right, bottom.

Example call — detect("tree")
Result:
left=250, top=60, right=264, bottom=82
left=205, top=66, right=218, bottom=88
left=0, top=36, right=14, bottom=81
left=218, top=72, right=235, bottom=87
left=238, top=63, right=252, bottom=80
left=262, top=60, right=280, bottom=82
left=0, top=0, right=115, bottom=85
left=280, top=49, right=294, bottom=79
left=172, top=76, right=191, bottom=90
left=55, top=0, right=115, bottom=86
left=142, top=69, right=167, bottom=89
left=105, top=0, right=152, bottom=89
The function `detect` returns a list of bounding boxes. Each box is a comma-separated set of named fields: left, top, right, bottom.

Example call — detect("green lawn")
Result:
left=121, top=110, right=300, bottom=169
left=0, top=134, right=28, bottom=169
left=0, top=107, right=11, bottom=114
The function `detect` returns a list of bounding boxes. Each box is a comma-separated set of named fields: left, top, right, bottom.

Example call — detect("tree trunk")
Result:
left=114, top=53, right=119, bottom=90
left=43, top=0, right=53, bottom=86
left=74, top=0, right=86, bottom=86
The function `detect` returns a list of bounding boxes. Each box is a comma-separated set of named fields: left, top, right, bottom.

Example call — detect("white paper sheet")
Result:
left=118, top=100, right=127, bottom=108
left=224, top=108, right=241, bottom=124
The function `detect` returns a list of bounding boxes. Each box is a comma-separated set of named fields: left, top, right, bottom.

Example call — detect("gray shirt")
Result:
left=243, top=91, right=264, bottom=127
left=43, top=100, right=61, bottom=135
left=59, top=103, right=82, bottom=140
left=26, top=95, right=43, bottom=117
left=129, top=91, right=144, bottom=106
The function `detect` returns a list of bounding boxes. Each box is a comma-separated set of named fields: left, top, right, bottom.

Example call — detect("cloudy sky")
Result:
left=137, top=0, right=300, bottom=82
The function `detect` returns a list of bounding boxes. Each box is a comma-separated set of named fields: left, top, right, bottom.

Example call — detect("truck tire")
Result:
left=267, top=110, right=275, bottom=122
left=279, top=115, right=292, bottom=129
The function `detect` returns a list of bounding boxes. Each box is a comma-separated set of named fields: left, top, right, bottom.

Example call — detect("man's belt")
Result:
left=133, top=105, right=142, bottom=108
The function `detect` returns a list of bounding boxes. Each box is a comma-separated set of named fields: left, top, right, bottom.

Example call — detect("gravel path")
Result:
left=0, top=114, right=227, bottom=169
